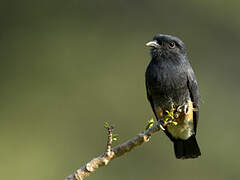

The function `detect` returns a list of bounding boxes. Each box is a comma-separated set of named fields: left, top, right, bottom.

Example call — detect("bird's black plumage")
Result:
left=145, top=34, right=201, bottom=159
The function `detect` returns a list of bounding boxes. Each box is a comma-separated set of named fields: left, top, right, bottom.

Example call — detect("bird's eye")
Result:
left=168, top=42, right=175, bottom=48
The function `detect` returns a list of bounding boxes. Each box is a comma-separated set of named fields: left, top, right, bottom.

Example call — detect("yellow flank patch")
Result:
left=185, top=101, right=194, bottom=123
left=166, top=101, right=195, bottom=139
left=154, top=101, right=194, bottom=127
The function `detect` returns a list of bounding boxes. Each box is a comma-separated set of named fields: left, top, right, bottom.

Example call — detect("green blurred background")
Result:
left=1, top=0, right=240, bottom=179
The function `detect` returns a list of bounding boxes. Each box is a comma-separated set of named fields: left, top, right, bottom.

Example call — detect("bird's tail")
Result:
left=173, top=135, right=201, bottom=159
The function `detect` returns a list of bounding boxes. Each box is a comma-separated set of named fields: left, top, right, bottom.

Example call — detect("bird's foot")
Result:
left=183, top=104, right=190, bottom=115
left=177, top=105, right=183, bottom=112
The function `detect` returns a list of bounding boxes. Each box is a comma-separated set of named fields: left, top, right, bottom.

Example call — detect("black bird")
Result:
left=145, top=34, right=201, bottom=159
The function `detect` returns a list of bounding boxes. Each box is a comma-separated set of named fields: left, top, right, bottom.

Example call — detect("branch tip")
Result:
left=65, top=121, right=162, bottom=180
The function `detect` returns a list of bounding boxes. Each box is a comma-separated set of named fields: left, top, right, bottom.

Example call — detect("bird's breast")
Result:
left=146, top=61, right=189, bottom=107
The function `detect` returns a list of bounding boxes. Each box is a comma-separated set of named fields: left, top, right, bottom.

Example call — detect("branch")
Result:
left=64, top=122, right=162, bottom=180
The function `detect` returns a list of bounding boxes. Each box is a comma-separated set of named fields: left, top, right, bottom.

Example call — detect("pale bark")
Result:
left=64, top=123, right=162, bottom=180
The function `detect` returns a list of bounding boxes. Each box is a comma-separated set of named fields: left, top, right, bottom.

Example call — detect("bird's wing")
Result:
left=146, top=79, right=176, bottom=141
left=146, top=81, right=158, bottom=120
left=187, top=68, right=199, bottom=134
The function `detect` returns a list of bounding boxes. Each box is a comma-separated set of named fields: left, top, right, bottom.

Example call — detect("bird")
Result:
left=145, top=34, right=201, bottom=159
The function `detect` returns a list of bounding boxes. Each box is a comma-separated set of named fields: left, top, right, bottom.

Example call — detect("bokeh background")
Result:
left=1, top=0, right=240, bottom=180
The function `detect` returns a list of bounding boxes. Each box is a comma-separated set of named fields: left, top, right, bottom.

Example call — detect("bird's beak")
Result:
left=146, top=40, right=159, bottom=48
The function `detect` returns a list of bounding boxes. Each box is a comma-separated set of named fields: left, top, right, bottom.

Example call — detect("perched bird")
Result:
left=145, top=34, right=201, bottom=159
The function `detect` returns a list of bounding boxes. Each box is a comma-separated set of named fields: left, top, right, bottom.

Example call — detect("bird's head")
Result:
left=146, top=34, right=187, bottom=59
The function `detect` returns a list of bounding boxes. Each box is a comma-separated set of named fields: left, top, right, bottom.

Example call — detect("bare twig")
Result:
left=64, top=123, right=162, bottom=180
left=105, top=125, right=114, bottom=156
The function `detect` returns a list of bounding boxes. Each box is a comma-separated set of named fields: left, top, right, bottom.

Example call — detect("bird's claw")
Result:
left=158, top=120, right=165, bottom=131
left=183, top=104, right=190, bottom=115
left=177, top=105, right=183, bottom=112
